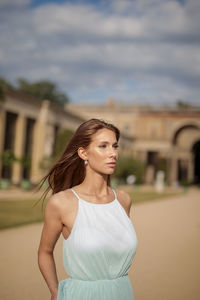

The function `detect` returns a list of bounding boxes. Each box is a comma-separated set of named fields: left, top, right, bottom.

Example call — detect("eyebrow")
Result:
left=99, top=141, right=118, bottom=144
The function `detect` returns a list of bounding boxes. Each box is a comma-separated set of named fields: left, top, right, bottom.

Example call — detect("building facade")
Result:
left=0, top=90, right=85, bottom=185
left=0, top=90, right=133, bottom=185
left=66, top=100, right=200, bottom=185
left=1, top=90, right=200, bottom=186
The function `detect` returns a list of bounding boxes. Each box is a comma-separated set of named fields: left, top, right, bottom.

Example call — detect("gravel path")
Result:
left=0, top=188, right=199, bottom=300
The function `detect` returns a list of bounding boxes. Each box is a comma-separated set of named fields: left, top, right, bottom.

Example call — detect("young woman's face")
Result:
left=86, top=128, right=119, bottom=175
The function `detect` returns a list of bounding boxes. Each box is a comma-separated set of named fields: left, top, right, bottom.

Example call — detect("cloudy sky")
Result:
left=0, top=0, right=200, bottom=105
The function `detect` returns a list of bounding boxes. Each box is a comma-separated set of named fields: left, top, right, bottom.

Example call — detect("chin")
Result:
left=107, top=169, right=115, bottom=175
left=99, top=170, right=114, bottom=176
left=97, top=166, right=116, bottom=175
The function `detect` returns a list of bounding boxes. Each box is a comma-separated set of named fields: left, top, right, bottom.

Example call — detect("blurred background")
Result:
left=0, top=0, right=200, bottom=299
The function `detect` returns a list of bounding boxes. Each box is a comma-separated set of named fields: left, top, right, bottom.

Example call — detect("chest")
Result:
left=67, top=205, right=137, bottom=255
left=61, top=198, right=129, bottom=240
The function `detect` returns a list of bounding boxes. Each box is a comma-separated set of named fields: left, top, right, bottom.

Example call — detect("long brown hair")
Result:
left=39, top=118, right=120, bottom=199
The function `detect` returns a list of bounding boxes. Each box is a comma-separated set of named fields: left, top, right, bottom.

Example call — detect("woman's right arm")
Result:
left=38, top=194, right=63, bottom=300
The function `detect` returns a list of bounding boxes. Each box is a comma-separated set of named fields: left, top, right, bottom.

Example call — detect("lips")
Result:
left=107, top=162, right=116, bottom=167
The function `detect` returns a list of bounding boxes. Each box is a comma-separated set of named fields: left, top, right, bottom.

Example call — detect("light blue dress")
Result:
left=57, top=188, right=138, bottom=300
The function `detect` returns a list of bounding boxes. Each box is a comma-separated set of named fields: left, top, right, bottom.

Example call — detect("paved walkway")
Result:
left=0, top=188, right=199, bottom=300
left=130, top=187, right=200, bottom=300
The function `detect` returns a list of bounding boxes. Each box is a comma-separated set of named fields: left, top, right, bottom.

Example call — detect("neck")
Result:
left=78, top=169, right=110, bottom=196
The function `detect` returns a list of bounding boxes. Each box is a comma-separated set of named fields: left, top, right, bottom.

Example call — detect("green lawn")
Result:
left=0, top=189, right=184, bottom=230
left=0, top=198, right=47, bottom=230
left=130, top=190, right=183, bottom=204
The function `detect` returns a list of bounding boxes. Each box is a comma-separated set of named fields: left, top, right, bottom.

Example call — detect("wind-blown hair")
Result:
left=40, top=118, right=120, bottom=198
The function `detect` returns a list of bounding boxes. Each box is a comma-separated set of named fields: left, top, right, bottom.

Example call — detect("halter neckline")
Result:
left=71, top=188, right=117, bottom=206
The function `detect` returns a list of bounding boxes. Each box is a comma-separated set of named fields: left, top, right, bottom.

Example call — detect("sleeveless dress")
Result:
left=57, top=188, right=138, bottom=300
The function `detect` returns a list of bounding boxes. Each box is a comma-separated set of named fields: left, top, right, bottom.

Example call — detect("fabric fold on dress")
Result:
left=58, top=275, right=134, bottom=300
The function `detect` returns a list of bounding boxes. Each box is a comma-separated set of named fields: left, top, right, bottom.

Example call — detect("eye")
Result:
left=99, top=144, right=119, bottom=149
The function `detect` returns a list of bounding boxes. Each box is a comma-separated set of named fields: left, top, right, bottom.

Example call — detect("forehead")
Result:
left=91, top=128, right=117, bottom=143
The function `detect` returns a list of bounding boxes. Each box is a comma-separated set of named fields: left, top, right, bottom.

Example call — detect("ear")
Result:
left=78, top=147, right=88, bottom=161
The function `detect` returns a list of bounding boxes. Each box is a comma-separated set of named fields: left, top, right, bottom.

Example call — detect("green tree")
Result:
left=0, top=77, right=14, bottom=102
left=0, top=150, right=16, bottom=167
left=54, top=128, right=74, bottom=160
left=176, top=100, right=192, bottom=109
left=17, top=78, right=70, bottom=107
left=39, top=128, right=74, bottom=172
left=114, top=155, right=146, bottom=184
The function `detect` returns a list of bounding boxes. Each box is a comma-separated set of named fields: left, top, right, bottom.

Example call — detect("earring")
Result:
left=84, top=160, right=88, bottom=165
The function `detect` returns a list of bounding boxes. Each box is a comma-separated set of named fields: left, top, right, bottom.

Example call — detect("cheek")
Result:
left=95, top=149, right=106, bottom=159
left=91, top=148, right=107, bottom=160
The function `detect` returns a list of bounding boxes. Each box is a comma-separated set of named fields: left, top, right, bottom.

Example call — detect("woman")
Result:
left=38, top=118, right=138, bottom=300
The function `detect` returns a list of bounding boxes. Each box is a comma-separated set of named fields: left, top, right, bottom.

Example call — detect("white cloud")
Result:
left=0, top=0, right=200, bottom=105
left=0, top=0, right=30, bottom=7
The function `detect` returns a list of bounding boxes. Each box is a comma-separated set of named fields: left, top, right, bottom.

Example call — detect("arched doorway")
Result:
left=172, top=124, right=199, bottom=145
left=169, top=123, right=200, bottom=186
left=192, top=141, right=200, bottom=185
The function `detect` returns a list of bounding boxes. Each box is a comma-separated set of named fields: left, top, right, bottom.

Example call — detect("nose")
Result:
left=109, top=147, right=118, bottom=160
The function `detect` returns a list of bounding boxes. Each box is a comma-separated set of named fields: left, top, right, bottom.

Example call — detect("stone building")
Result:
left=0, top=90, right=133, bottom=185
left=0, top=89, right=85, bottom=185
left=0, top=90, right=200, bottom=186
left=66, top=100, right=200, bottom=185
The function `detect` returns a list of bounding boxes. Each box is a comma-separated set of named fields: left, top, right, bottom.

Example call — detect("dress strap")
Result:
left=71, top=187, right=117, bottom=201
left=112, top=188, right=117, bottom=200
left=71, top=188, right=81, bottom=201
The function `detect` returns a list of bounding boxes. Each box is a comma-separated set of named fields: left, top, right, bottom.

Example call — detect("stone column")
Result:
left=12, top=114, right=26, bottom=184
left=0, top=109, right=6, bottom=175
left=188, top=153, right=194, bottom=182
left=169, top=150, right=178, bottom=186
left=145, top=165, right=155, bottom=184
left=31, top=100, right=50, bottom=184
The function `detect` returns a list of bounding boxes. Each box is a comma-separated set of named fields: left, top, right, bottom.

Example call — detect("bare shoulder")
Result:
left=115, top=189, right=132, bottom=217
left=45, top=189, right=75, bottom=214
left=115, top=189, right=132, bottom=205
